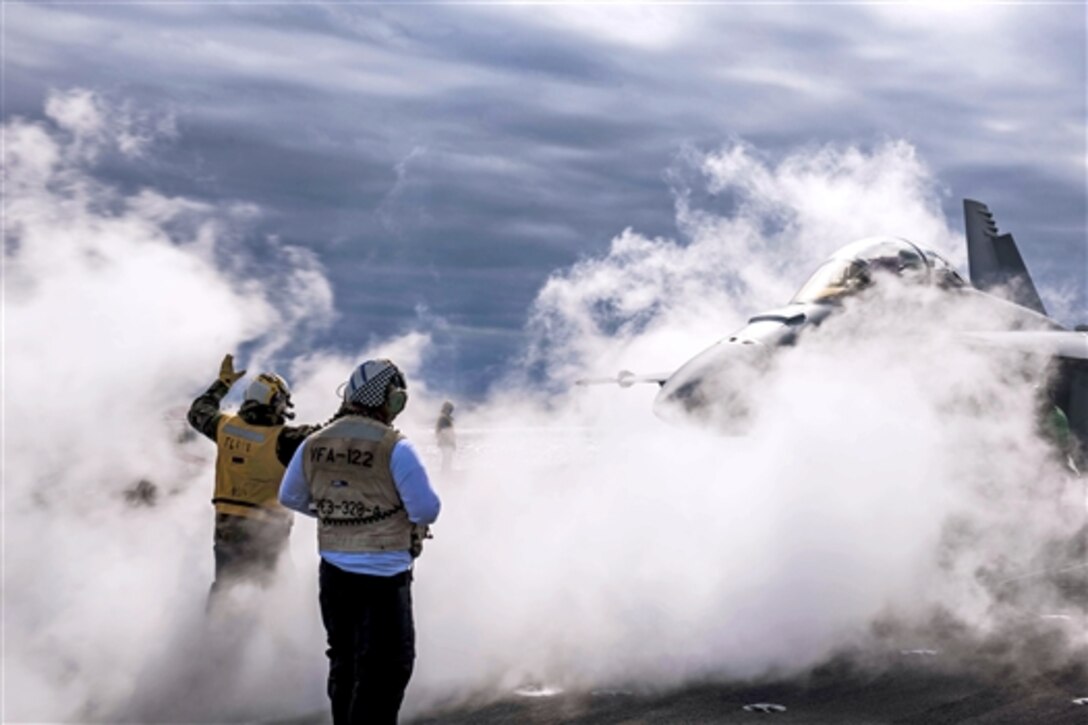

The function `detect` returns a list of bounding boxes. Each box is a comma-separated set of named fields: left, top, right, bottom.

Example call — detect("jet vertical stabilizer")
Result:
left=964, top=199, right=1047, bottom=315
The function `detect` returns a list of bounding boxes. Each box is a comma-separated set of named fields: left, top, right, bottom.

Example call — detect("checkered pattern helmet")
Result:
left=343, top=359, right=405, bottom=408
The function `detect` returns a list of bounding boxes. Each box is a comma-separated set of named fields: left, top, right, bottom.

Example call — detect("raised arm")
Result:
left=187, top=354, right=246, bottom=442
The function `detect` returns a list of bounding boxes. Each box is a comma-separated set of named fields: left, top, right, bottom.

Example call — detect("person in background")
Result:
left=279, top=358, right=440, bottom=725
left=435, top=400, right=457, bottom=473
left=188, top=354, right=315, bottom=602
left=1036, top=380, right=1081, bottom=475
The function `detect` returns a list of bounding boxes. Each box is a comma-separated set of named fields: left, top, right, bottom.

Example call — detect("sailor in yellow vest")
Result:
left=279, top=359, right=440, bottom=725
left=188, top=354, right=316, bottom=601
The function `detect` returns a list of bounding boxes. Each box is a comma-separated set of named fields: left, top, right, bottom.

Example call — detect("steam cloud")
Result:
left=4, top=91, right=1082, bottom=722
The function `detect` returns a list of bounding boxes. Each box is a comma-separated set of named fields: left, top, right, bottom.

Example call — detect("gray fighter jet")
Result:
left=578, top=200, right=1088, bottom=445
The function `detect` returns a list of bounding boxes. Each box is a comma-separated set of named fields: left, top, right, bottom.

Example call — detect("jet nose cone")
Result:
left=653, top=338, right=772, bottom=432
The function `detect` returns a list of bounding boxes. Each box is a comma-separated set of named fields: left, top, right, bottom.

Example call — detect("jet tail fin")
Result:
left=964, top=199, right=1047, bottom=315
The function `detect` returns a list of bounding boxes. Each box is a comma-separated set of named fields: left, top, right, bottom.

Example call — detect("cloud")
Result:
left=404, top=140, right=1083, bottom=713
left=527, top=4, right=695, bottom=51
left=43, top=87, right=177, bottom=160
left=4, top=42, right=1083, bottom=719
left=519, top=139, right=961, bottom=392
left=7, top=1, right=1081, bottom=367
left=2, top=89, right=339, bottom=722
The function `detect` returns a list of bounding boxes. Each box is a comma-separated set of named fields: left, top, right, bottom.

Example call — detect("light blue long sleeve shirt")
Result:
left=279, top=435, right=440, bottom=576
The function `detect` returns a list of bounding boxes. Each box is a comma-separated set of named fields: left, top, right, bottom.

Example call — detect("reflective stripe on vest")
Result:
left=214, top=415, right=288, bottom=521
left=302, top=415, right=411, bottom=552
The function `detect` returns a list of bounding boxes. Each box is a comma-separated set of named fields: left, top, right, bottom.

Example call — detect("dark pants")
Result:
left=209, top=513, right=291, bottom=602
left=319, top=559, right=415, bottom=725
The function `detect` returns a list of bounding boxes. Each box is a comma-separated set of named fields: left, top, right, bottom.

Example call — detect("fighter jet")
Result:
left=578, top=200, right=1088, bottom=444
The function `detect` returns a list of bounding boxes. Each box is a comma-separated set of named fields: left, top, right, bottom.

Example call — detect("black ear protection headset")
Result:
left=386, top=370, right=408, bottom=416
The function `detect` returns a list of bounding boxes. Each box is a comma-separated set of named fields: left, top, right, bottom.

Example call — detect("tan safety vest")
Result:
left=302, top=415, right=412, bottom=552
left=213, top=415, right=290, bottom=523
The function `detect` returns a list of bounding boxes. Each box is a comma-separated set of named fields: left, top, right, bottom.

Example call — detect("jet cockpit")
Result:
left=652, top=238, right=972, bottom=427
left=789, top=237, right=944, bottom=304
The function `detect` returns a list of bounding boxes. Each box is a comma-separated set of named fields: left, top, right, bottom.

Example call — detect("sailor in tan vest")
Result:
left=188, top=354, right=315, bottom=602
left=279, top=358, right=440, bottom=725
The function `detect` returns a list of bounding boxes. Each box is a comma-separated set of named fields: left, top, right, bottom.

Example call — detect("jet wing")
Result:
left=575, top=369, right=671, bottom=388
left=961, top=330, right=1088, bottom=361
left=964, top=199, right=1048, bottom=316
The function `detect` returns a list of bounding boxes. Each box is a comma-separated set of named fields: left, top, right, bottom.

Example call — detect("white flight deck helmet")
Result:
left=342, top=359, right=408, bottom=418
left=244, top=372, right=295, bottom=420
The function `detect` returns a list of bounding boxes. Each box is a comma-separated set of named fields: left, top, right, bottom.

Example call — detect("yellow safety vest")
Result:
left=213, top=415, right=289, bottom=522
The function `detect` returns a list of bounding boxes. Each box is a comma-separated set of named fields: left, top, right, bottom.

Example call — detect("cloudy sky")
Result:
left=6, top=1, right=1085, bottom=397
left=6, top=4, right=1088, bottom=721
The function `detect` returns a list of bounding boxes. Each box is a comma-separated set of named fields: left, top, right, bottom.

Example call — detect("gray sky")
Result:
left=6, top=1, right=1086, bottom=397
left=6, top=6, right=1088, bottom=720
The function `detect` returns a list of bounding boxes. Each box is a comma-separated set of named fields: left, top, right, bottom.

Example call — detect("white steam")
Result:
left=3, top=93, right=1082, bottom=724
left=407, top=142, right=1083, bottom=711
left=522, top=140, right=960, bottom=390
left=4, top=89, right=338, bottom=722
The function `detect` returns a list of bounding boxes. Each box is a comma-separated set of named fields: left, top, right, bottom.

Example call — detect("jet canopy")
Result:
left=789, top=236, right=935, bottom=304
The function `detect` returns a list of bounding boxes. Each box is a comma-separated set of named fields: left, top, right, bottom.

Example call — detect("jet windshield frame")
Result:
left=789, top=237, right=930, bottom=304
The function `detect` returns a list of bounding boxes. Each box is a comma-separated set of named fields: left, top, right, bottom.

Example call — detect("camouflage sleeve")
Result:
left=187, top=380, right=229, bottom=442
left=276, top=424, right=319, bottom=467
